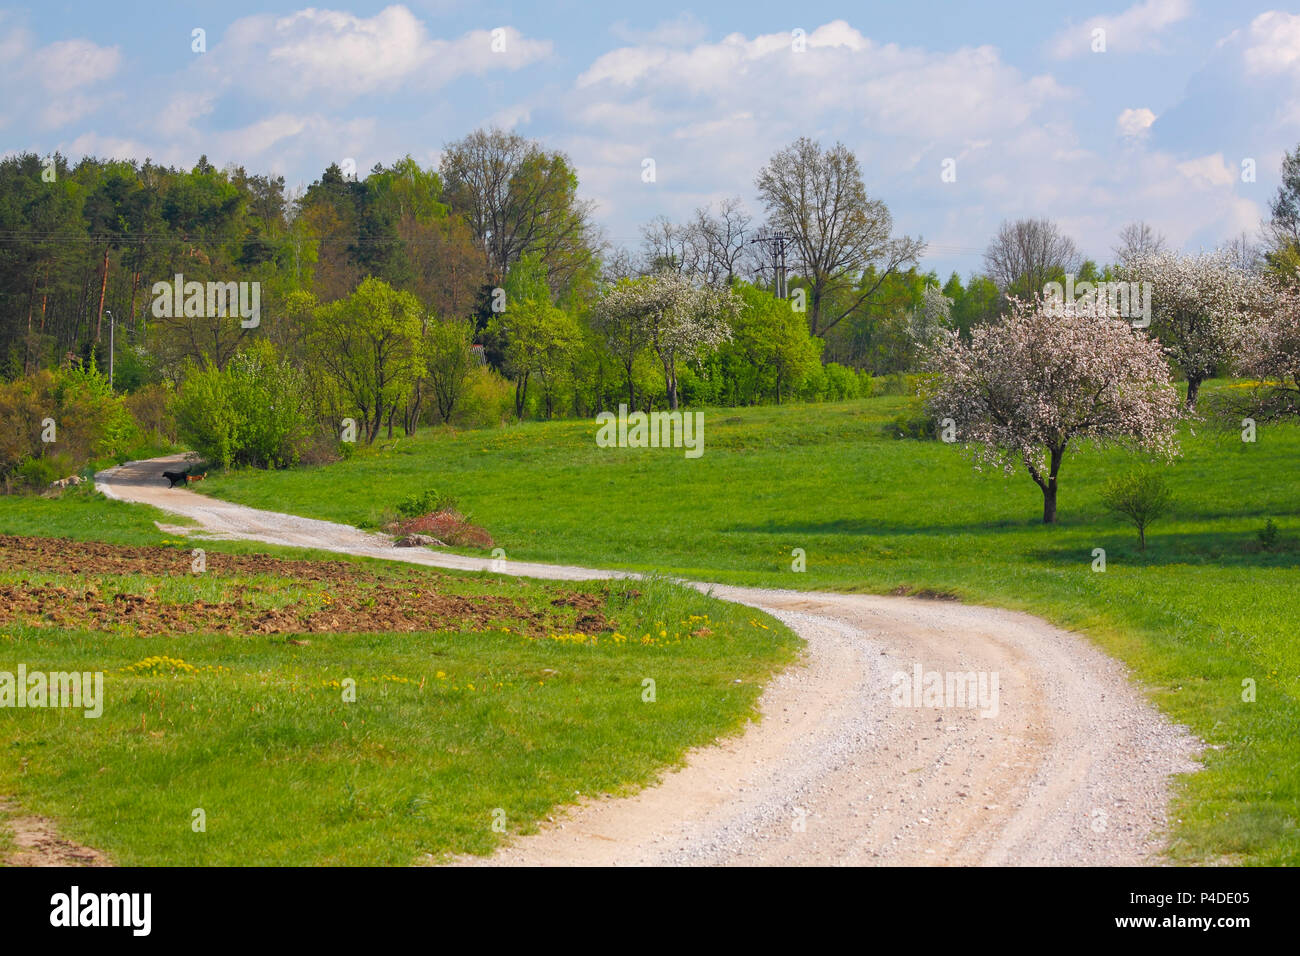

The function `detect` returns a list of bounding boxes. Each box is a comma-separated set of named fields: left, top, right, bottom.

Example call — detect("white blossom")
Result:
left=926, top=296, right=1181, bottom=523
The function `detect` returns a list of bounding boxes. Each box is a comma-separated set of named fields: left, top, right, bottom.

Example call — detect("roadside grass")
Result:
left=0, top=497, right=799, bottom=865
left=194, top=384, right=1300, bottom=864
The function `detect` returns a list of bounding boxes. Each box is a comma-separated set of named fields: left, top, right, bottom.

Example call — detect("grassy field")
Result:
left=192, top=385, right=1300, bottom=865
left=0, top=490, right=798, bottom=865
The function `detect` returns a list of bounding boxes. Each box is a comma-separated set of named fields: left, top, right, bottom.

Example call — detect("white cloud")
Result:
left=209, top=6, right=551, bottom=101
left=610, top=13, right=710, bottom=47
left=577, top=21, right=1066, bottom=140
left=1237, top=11, right=1300, bottom=76
left=39, top=39, right=122, bottom=92
left=0, top=23, right=120, bottom=131
left=1116, top=107, right=1157, bottom=137
left=1175, top=153, right=1236, bottom=188
left=1048, top=0, right=1191, bottom=59
left=487, top=103, right=532, bottom=129
left=559, top=14, right=1279, bottom=269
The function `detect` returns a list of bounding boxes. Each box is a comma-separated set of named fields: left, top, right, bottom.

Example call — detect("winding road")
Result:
left=96, top=454, right=1202, bottom=866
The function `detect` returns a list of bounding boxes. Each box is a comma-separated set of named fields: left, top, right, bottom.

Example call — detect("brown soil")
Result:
left=0, top=798, right=108, bottom=867
left=0, top=535, right=610, bottom=638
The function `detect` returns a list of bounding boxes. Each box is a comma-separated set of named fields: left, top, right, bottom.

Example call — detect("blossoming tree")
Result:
left=1234, top=281, right=1300, bottom=419
left=926, top=298, right=1181, bottom=523
left=1119, top=250, right=1265, bottom=409
left=597, top=271, right=737, bottom=410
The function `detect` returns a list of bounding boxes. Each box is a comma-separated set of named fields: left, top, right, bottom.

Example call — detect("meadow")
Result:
left=195, top=385, right=1300, bottom=864
left=0, top=492, right=798, bottom=865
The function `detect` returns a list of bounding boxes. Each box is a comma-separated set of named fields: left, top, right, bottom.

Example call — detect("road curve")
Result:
left=96, top=455, right=1202, bottom=866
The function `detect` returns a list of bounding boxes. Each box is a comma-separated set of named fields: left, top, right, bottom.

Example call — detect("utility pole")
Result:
left=750, top=234, right=792, bottom=299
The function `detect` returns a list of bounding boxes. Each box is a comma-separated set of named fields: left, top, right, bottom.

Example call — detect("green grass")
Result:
left=0, top=493, right=798, bottom=865
left=192, top=384, right=1300, bottom=865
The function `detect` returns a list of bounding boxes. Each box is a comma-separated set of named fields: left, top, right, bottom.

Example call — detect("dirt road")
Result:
left=96, top=455, right=1201, bottom=866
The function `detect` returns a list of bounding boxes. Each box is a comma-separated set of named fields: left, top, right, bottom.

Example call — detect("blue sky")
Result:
left=3, top=0, right=1299, bottom=278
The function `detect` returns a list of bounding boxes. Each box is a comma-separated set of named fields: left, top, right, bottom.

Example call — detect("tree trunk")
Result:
left=95, top=246, right=109, bottom=341
left=1041, top=444, right=1065, bottom=524
left=1185, top=376, right=1202, bottom=410
left=514, top=373, right=529, bottom=418
left=663, top=356, right=679, bottom=411
left=128, top=267, right=139, bottom=336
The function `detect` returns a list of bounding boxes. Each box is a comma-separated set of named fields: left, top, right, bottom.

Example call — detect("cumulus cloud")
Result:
left=576, top=20, right=1067, bottom=141
left=1152, top=11, right=1300, bottom=150
left=40, top=39, right=123, bottom=93
left=562, top=20, right=1071, bottom=238
left=556, top=14, right=1279, bottom=268
left=0, top=21, right=120, bottom=131
left=1048, top=0, right=1190, bottom=59
left=1238, top=11, right=1300, bottom=75
left=207, top=6, right=551, bottom=101
left=1117, top=107, right=1157, bottom=137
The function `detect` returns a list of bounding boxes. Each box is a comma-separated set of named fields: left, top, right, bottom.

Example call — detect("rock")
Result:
left=394, top=533, right=444, bottom=548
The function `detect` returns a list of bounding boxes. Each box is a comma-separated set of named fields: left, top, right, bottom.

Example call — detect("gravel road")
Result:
left=96, top=455, right=1203, bottom=866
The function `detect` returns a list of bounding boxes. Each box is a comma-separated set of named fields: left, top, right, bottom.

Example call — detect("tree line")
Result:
left=2, top=127, right=1299, bottom=488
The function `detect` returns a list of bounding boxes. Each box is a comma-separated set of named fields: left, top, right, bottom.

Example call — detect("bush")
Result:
left=1101, top=469, right=1173, bottom=551
left=1258, top=518, right=1281, bottom=551
left=823, top=362, right=864, bottom=400
left=174, top=341, right=314, bottom=469
left=390, top=510, right=494, bottom=550
left=396, top=488, right=458, bottom=519
left=124, top=383, right=178, bottom=446
left=884, top=400, right=937, bottom=440
left=449, top=365, right=516, bottom=429
left=0, top=361, right=138, bottom=491
left=15, top=455, right=61, bottom=489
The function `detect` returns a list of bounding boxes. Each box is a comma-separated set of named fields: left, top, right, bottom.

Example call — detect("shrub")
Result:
left=450, top=365, right=515, bottom=429
left=390, top=510, right=494, bottom=549
left=0, top=361, right=137, bottom=491
left=16, top=455, right=60, bottom=489
left=884, top=399, right=937, bottom=440
left=396, top=488, right=458, bottom=519
left=1101, top=469, right=1174, bottom=550
left=823, top=362, right=864, bottom=400
left=174, top=341, right=314, bottom=469
left=124, top=383, right=178, bottom=446
left=1258, top=518, right=1281, bottom=551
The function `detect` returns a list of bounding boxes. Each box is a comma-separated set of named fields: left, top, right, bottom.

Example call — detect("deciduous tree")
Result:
left=926, top=298, right=1181, bottom=523
left=755, top=137, right=923, bottom=336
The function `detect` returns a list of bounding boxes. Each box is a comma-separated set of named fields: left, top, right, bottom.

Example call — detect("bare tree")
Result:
left=1220, top=231, right=1263, bottom=273
left=692, top=197, right=752, bottom=286
left=755, top=137, right=924, bottom=336
left=639, top=215, right=703, bottom=276
left=1113, top=221, right=1166, bottom=266
left=983, top=218, right=1082, bottom=299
